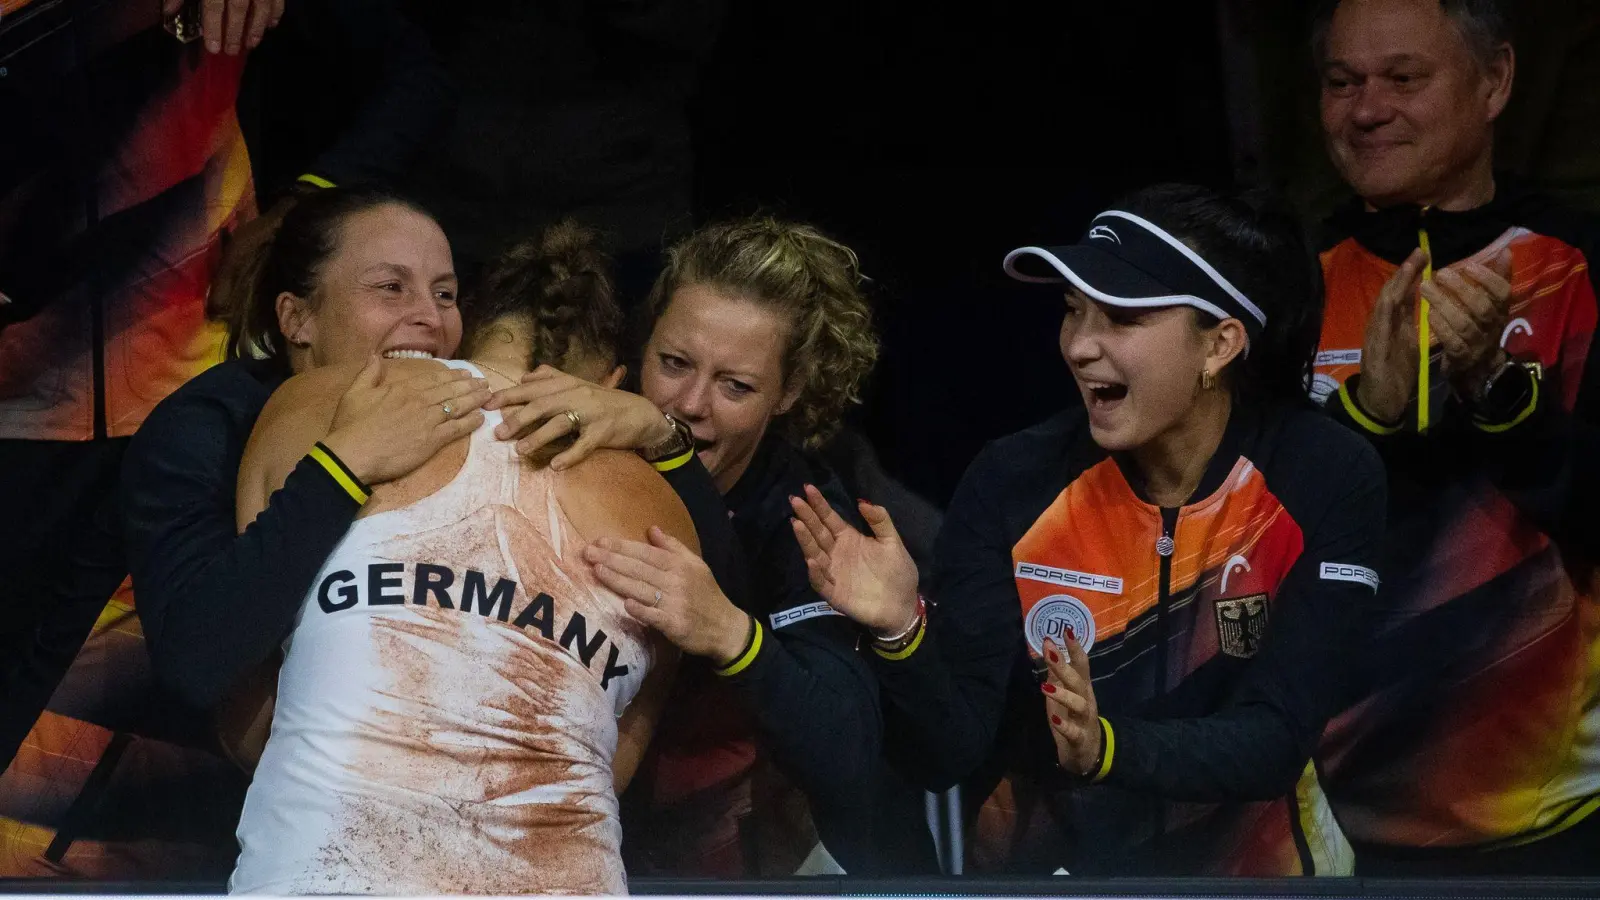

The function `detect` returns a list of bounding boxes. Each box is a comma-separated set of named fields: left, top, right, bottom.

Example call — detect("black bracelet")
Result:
left=1059, top=717, right=1110, bottom=783
left=1083, top=718, right=1109, bottom=779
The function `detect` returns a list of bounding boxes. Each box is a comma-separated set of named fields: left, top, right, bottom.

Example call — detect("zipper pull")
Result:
left=1156, top=508, right=1178, bottom=557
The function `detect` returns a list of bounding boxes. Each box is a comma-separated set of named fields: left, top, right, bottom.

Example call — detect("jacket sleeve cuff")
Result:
left=307, top=443, right=371, bottom=506
left=1335, top=378, right=1403, bottom=436
left=649, top=447, right=696, bottom=473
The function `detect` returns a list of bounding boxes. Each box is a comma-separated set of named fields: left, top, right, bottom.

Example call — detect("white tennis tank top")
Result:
left=231, top=360, right=652, bottom=895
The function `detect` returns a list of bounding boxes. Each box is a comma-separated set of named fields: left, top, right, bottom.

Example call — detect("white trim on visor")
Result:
left=1098, top=210, right=1268, bottom=327
left=1003, top=246, right=1235, bottom=324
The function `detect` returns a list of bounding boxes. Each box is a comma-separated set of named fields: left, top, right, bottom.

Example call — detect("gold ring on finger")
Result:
left=565, top=409, right=582, bottom=431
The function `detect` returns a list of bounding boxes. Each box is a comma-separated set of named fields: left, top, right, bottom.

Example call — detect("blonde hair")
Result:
left=645, top=216, right=879, bottom=449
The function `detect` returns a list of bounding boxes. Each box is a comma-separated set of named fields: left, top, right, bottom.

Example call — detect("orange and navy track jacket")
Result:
left=1313, top=189, right=1600, bottom=853
left=872, top=405, right=1386, bottom=875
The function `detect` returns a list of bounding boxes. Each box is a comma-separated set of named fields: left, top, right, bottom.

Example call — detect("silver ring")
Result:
left=564, top=409, right=582, bottom=431
left=653, top=589, right=663, bottom=605
left=441, top=401, right=455, bottom=416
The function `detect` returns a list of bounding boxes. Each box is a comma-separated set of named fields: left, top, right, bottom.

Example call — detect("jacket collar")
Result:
left=1322, top=176, right=1539, bottom=268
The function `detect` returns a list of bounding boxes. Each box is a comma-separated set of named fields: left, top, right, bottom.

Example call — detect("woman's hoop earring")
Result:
left=1201, top=369, right=1216, bottom=391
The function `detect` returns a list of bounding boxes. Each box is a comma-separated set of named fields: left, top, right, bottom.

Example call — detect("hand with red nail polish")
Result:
left=1042, top=637, right=1102, bottom=776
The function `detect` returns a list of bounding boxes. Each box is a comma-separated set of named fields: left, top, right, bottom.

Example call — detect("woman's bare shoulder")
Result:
left=556, top=450, right=700, bottom=554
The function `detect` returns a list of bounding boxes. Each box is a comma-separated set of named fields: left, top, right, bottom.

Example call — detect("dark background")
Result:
left=690, top=2, right=1235, bottom=504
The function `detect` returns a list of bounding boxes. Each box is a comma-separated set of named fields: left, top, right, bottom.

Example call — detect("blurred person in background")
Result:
left=397, top=0, right=727, bottom=302
left=0, top=0, right=465, bottom=872
left=0, top=0, right=286, bottom=875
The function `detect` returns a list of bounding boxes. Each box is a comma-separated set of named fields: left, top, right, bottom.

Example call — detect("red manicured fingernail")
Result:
left=1047, top=651, right=1059, bottom=664
left=858, top=497, right=870, bottom=505
left=1051, top=715, right=1062, bottom=726
left=1042, top=683, right=1056, bottom=694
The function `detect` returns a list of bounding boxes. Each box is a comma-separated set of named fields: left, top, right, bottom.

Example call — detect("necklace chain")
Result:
left=474, top=360, right=524, bottom=384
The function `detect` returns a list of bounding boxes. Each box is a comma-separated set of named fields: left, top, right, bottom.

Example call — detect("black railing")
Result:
left=5, top=879, right=1600, bottom=898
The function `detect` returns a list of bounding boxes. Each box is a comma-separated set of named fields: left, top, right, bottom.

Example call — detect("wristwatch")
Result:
left=641, top=413, right=695, bottom=463
left=1469, top=357, right=1542, bottom=425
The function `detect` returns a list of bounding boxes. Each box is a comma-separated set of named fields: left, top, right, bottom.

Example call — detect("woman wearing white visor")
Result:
left=791, top=184, right=1388, bottom=876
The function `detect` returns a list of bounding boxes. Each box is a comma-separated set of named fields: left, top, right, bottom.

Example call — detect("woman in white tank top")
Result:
left=226, top=222, right=697, bottom=894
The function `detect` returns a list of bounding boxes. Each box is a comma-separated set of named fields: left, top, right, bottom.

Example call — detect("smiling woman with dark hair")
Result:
left=125, top=187, right=491, bottom=715
left=793, top=184, right=1388, bottom=877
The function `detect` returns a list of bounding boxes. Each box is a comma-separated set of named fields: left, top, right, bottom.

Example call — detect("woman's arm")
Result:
left=656, top=453, right=752, bottom=612
left=128, top=360, right=488, bottom=710
left=791, top=454, right=1027, bottom=792
left=585, top=521, right=885, bottom=813
left=125, top=373, right=367, bottom=710
left=614, top=636, right=678, bottom=793
left=718, top=520, right=885, bottom=812
left=236, top=358, right=489, bottom=526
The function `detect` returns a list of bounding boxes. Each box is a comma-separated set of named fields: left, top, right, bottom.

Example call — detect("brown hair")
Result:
left=643, top=216, right=878, bottom=449
left=217, top=186, right=431, bottom=376
left=464, top=220, right=623, bottom=371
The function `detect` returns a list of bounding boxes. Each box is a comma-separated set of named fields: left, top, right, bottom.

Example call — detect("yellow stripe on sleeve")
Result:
left=308, top=444, right=370, bottom=505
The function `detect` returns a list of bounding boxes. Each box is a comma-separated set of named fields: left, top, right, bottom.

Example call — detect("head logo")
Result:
left=1219, top=554, right=1252, bottom=594
left=1088, top=225, right=1122, bottom=245
left=1500, top=318, right=1533, bottom=348
left=1025, top=595, right=1096, bottom=656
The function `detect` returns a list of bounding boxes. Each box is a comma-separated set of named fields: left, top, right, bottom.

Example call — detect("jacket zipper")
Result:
left=1154, top=506, right=1178, bottom=692
left=1153, top=506, right=1178, bottom=838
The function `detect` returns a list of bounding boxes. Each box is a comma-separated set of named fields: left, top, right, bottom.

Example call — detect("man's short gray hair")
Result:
left=1312, top=0, right=1512, bottom=72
